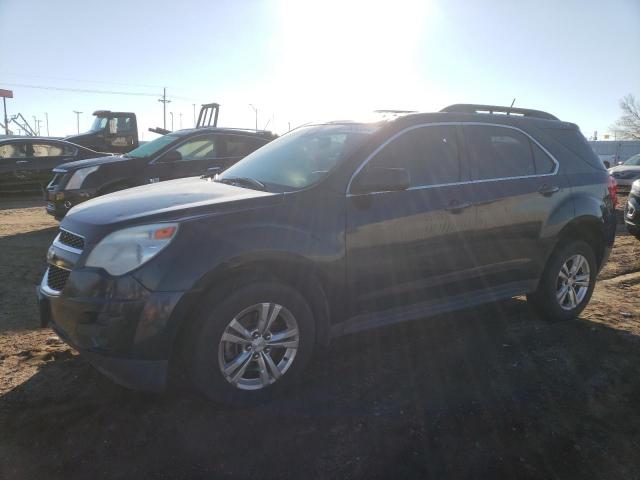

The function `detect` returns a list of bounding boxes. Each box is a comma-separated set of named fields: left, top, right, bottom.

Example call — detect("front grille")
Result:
left=58, top=229, right=85, bottom=250
left=47, top=265, right=71, bottom=292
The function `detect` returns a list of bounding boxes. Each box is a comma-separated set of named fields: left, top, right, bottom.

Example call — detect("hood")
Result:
left=61, top=176, right=280, bottom=234
left=54, top=155, right=128, bottom=172
left=608, top=164, right=640, bottom=174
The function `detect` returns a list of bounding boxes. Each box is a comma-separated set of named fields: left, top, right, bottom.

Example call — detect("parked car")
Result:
left=45, top=127, right=276, bottom=219
left=624, top=179, right=640, bottom=239
left=38, top=104, right=617, bottom=404
left=0, top=138, right=102, bottom=194
left=608, top=153, right=640, bottom=192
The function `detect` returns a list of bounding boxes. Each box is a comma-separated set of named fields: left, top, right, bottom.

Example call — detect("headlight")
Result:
left=85, top=223, right=179, bottom=276
left=65, top=166, right=99, bottom=190
left=632, top=179, right=640, bottom=195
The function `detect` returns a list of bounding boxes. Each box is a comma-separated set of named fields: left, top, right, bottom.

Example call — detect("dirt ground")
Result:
left=1, top=196, right=639, bottom=480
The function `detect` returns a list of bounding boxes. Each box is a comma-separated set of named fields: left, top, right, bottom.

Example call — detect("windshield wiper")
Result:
left=215, top=176, right=267, bottom=191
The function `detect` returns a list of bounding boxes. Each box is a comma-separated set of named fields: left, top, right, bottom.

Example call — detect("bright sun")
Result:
left=272, top=0, right=434, bottom=124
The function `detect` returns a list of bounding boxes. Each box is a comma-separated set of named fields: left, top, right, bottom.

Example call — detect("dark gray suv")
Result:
left=39, top=104, right=617, bottom=404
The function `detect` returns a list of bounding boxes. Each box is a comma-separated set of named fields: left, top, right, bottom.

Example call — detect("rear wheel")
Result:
left=527, top=240, right=597, bottom=322
left=188, top=281, right=315, bottom=405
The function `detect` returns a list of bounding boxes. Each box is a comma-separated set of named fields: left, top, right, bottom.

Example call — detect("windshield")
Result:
left=89, top=116, right=109, bottom=132
left=126, top=134, right=180, bottom=159
left=216, top=124, right=377, bottom=191
left=624, top=154, right=640, bottom=166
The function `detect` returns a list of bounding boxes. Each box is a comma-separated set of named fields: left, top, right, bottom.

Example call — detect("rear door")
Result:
left=0, top=141, right=37, bottom=192
left=31, top=142, right=78, bottom=188
left=346, top=124, right=478, bottom=316
left=461, top=123, right=564, bottom=287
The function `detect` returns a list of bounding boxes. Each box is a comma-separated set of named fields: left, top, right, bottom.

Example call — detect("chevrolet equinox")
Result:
left=38, top=104, right=617, bottom=404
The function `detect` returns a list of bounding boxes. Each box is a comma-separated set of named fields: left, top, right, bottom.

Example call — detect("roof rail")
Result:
left=440, top=104, right=559, bottom=121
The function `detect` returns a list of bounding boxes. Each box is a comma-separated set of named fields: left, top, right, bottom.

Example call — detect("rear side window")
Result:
left=543, top=127, right=605, bottom=170
left=218, top=135, right=267, bottom=158
left=464, top=125, right=537, bottom=180
left=532, top=142, right=555, bottom=174
left=32, top=143, right=76, bottom=157
left=368, top=125, right=460, bottom=187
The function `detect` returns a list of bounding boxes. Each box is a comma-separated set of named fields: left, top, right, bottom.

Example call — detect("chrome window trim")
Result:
left=346, top=122, right=560, bottom=197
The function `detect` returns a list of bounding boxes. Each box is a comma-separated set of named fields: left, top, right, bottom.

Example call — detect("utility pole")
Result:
left=169, top=112, right=174, bottom=131
left=32, top=116, right=38, bottom=135
left=36, top=119, right=43, bottom=136
left=249, top=104, right=258, bottom=131
left=45, top=112, right=49, bottom=136
left=192, top=104, right=196, bottom=127
left=2, top=98, right=7, bottom=136
left=179, top=113, right=183, bottom=130
left=73, top=111, right=82, bottom=134
left=158, top=87, right=171, bottom=130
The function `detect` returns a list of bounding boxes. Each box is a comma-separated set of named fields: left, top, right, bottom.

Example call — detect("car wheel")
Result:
left=527, top=240, right=597, bottom=322
left=188, top=281, right=315, bottom=405
left=626, top=224, right=640, bottom=240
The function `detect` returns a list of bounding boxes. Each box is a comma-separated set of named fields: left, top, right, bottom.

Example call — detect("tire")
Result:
left=188, top=281, right=315, bottom=405
left=527, top=240, right=597, bottom=322
left=627, top=224, right=640, bottom=240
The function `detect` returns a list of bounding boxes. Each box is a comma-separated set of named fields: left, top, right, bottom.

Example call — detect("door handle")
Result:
left=539, top=185, right=560, bottom=196
left=445, top=200, right=473, bottom=213
left=15, top=160, right=29, bottom=164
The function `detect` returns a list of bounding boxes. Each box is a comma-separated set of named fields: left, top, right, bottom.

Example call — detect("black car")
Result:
left=0, top=138, right=102, bottom=194
left=624, top=179, right=640, bottom=238
left=38, top=104, right=617, bottom=404
left=45, top=127, right=276, bottom=219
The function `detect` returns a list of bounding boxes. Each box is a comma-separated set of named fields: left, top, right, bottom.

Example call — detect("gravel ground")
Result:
left=0, top=196, right=639, bottom=480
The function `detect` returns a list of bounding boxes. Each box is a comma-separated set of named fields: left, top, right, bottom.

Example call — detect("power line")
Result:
left=2, top=82, right=159, bottom=97
left=1, top=82, right=204, bottom=102
left=0, top=72, right=167, bottom=90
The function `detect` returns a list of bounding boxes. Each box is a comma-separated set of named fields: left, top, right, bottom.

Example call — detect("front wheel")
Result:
left=527, top=240, right=597, bottom=322
left=188, top=281, right=315, bottom=405
left=626, top=224, right=640, bottom=240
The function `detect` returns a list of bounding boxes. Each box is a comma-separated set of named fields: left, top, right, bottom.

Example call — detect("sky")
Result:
left=0, top=0, right=638, bottom=140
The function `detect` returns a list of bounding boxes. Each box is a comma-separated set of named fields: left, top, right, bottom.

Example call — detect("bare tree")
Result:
left=611, top=94, right=640, bottom=140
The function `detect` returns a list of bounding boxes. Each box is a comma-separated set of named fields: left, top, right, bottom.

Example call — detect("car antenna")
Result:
left=507, top=98, right=516, bottom=115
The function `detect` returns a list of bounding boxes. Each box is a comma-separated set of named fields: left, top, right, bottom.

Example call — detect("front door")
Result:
left=145, top=134, right=223, bottom=183
left=346, top=125, right=477, bottom=317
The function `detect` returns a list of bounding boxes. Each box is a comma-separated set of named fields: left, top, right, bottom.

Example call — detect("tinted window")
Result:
left=0, top=143, right=23, bottom=158
left=368, top=125, right=460, bottom=186
left=32, top=143, right=75, bottom=157
left=173, top=135, right=216, bottom=161
left=532, top=142, right=555, bottom=174
left=464, top=125, right=535, bottom=180
left=218, top=135, right=261, bottom=158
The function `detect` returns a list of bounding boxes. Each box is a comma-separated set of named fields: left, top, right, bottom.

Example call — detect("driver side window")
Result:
left=167, top=135, right=217, bottom=162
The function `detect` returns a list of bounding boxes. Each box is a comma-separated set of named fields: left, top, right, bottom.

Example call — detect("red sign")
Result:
left=0, top=89, right=14, bottom=98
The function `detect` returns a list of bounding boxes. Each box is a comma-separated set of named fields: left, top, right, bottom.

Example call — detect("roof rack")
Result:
left=440, top=104, right=559, bottom=121
left=196, top=103, right=220, bottom=128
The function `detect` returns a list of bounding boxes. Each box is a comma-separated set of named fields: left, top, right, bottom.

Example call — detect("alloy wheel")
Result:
left=556, top=254, right=590, bottom=311
left=218, top=303, right=299, bottom=390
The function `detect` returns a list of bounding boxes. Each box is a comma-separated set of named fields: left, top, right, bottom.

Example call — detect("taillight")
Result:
left=608, top=175, right=618, bottom=209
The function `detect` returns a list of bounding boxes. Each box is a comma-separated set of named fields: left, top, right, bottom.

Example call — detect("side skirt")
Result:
left=333, top=280, right=537, bottom=337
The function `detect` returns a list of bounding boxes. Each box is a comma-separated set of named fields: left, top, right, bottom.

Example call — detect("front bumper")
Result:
left=624, top=194, right=640, bottom=229
left=44, top=188, right=96, bottom=219
left=37, top=267, right=188, bottom=392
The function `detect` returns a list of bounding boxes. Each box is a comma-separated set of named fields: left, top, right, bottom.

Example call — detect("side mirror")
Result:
left=161, top=150, right=182, bottom=163
left=108, top=118, right=117, bottom=134
left=353, top=167, right=411, bottom=194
